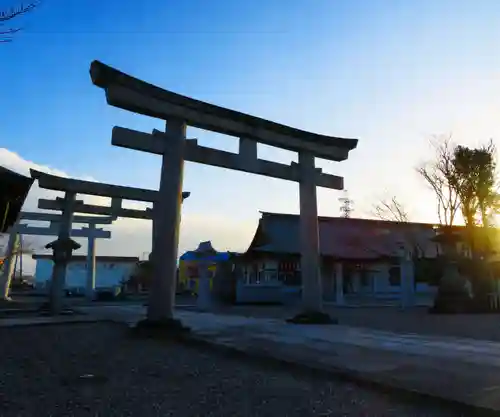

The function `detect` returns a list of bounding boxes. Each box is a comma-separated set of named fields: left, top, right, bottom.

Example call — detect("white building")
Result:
left=32, top=254, right=139, bottom=294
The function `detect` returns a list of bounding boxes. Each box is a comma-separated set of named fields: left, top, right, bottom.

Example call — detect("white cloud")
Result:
left=0, top=148, right=255, bottom=274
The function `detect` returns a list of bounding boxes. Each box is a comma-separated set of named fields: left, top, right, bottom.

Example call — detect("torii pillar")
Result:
left=298, top=151, right=323, bottom=312
left=288, top=151, right=336, bottom=324
left=84, top=224, right=111, bottom=301
left=147, top=118, right=186, bottom=325
left=150, top=191, right=190, bottom=261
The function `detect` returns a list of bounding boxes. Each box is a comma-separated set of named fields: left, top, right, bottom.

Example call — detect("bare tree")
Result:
left=416, top=134, right=460, bottom=227
left=1, top=2, right=38, bottom=42
left=373, top=196, right=409, bottom=222
left=372, top=195, right=427, bottom=259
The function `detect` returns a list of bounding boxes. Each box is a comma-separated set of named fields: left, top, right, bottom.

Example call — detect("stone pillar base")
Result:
left=37, top=302, right=79, bottom=316
left=286, top=310, right=338, bottom=325
left=131, top=318, right=191, bottom=338
left=429, top=292, right=472, bottom=314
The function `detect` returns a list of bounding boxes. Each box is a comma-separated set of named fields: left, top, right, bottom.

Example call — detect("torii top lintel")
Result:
left=30, top=169, right=190, bottom=203
left=90, top=61, right=358, bottom=162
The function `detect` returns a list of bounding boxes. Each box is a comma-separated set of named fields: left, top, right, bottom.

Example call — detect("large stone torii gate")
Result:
left=90, top=60, right=358, bottom=324
left=31, top=169, right=190, bottom=310
left=0, top=211, right=112, bottom=301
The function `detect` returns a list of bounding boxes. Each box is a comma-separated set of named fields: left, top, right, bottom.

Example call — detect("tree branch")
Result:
left=0, top=2, right=37, bottom=22
left=372, top=196, right=409, bottom=222
left=0, top=2, right=39, bottom=42
left=416, top=134, right=460, bottom=227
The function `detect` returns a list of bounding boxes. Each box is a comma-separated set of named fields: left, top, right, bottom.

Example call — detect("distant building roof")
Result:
left=244, top=212, right=448, bottom=261
left=32, top=254, right=139, bottom=263
left=180, top=241, right=235, bottom=262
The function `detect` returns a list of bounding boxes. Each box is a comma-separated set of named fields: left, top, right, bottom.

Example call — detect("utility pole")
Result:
left=339, top=190, right=354, bottom=218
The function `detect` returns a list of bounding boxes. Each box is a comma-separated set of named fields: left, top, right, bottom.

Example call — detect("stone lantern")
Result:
left=396, top=241, right=415, bottom=309
left=192, top=241, right=217, bottom=311
left=45, top=237, right=81, bottom=315
left=430, top=227, right=471, bottom=313
left=46, top=237, right=81, bottom=265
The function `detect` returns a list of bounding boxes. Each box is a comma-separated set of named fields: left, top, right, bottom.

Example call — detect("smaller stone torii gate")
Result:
left=0, top=212, right=112, bottom=301
left=33, top=171, right=190, bottom=254
left=90, top=61, right=359, bottom=325
left=31, top=169, right=190, bottom=309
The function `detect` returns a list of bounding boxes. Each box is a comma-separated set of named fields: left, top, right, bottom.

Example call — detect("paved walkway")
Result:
left=177, top=312, right=500, bottom=413
left=6, top=304, right=500, bottom=413
left=78, top=303, right=500, bottom=365
left=80, top=304, right=500, bottom=413
left=179, top=312, right=500, bottom=366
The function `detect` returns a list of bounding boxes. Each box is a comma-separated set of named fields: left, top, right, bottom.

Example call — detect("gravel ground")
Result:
left=0, top=322, right=465, bottom=417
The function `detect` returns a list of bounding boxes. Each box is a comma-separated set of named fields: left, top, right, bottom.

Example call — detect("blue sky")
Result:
left=2, top=0, right=500, bottom=256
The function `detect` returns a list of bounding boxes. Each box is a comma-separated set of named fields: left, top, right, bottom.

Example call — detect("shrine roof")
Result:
left=244, top=212, right=458, bottom=261
left=0, top=165, right=34, bottom=233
